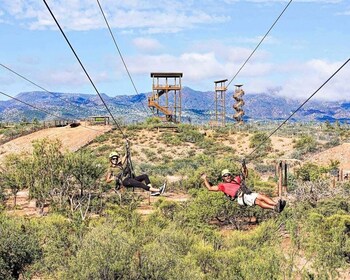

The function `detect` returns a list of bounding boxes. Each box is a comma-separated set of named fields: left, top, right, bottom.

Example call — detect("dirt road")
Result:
left=0, top=122, right=112, bottom=164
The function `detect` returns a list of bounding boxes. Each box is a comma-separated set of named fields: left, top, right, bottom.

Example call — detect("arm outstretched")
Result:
left=201, top=173, right=219, bottom=191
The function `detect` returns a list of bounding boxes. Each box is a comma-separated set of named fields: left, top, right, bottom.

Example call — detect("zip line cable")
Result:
left=0, top=90, right=64, bottom=120
left=43, top=0, right=127, bottom=138
left=96, top=0, right=138, bottom=95
left=96, top=0, right=155, bottom=118
left=209, top=0, right=292, bottom=124
left=0, top=63, right=93, bottom=114
left=0, top=63, right=114, bottom=130
left=0, top=90, right=109, bottom=133
left=226, top=0, right=293, bottom=88
left=247, top=57, right=350, bottom=158
left=1, top=63, right=146, bottom=121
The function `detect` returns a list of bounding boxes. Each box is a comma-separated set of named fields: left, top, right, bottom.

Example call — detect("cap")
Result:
left=109, top=151, right=120, bottom=158
left=221, top=169, right=231, bottom=177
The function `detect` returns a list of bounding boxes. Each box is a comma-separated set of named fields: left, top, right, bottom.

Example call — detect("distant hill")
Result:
left=0, top=87, right=349, bottom=123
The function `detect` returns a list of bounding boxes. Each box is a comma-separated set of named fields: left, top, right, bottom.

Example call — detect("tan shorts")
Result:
left=237, top=192, right=258, bottom=206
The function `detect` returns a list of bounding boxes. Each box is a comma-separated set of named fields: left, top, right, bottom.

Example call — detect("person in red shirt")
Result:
left=201, top=169, right=286, bottom=212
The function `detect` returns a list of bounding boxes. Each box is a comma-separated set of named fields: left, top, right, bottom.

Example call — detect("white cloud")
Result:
left=278, top=59, right=350, bottom=101
left=133, top=38, right=163, bottom=52
left=0, top=10, right=4, bottom=23
left=37, top=56, right=350, bottom=103
left=336, top=9, right=350, bottom=16
left=35, top=65, right=111, bottom=89
left=1, top=0, right=229, bottom=33
left=116, top=46, right=274, bottom=91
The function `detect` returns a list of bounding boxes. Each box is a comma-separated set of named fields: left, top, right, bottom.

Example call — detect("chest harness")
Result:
left=224, top=160, right=252, bottom=206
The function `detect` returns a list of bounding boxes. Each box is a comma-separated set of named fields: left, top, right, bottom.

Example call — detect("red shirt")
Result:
left=218, top=176, right=241, bottom=197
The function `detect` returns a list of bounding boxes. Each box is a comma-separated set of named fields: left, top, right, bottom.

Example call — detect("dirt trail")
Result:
left=5, top=188, right=190, bottom=217
left=309, top=143, right=350, bottom=170
left=0, top=122, right=112, bottom=164
left=6, top=189, right=38, bottom=217
left=136, top=191, right=190, bottom=216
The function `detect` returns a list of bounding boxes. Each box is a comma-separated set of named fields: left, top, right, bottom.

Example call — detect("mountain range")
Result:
left=0, top=87, right=349, bottom=123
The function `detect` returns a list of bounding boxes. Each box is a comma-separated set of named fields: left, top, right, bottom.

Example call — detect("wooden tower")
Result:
left=213, top=79, right=227, bottom=127
left=148, top=72, right=183, bottom=123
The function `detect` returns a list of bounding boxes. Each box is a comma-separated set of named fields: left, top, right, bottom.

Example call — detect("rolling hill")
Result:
left=0, top=87, right=349, bottom=123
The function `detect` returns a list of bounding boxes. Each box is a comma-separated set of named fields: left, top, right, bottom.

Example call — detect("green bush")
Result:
left=295, top=162, right=326, bottom=181
left=294, top=135, right=318, bottom=153
left=29, top=214, right=83, bottom=277
left=63, top=222, right=136, bottom=279
left=0, top=214, right=41, bottom=280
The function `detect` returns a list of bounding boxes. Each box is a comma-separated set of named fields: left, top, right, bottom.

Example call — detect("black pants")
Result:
left=122, top=174, right=151, bottom=191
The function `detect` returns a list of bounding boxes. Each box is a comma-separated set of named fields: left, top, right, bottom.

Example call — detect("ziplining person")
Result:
left=106, top=141, right=166, bottom=196
left=201, top=164, right=286, bottom=213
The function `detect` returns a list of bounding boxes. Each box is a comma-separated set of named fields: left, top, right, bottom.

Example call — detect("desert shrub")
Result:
left=324, top=137, right=340, bottom=149
left=296, top=210, right=350, bottom=278
left=24, top=138, right=65, bottom=214
left=53, top=150, right=106, bottom=220
left=294, top=134, right=318, bottom=153
left=145, top=117, right=162, bottom=125
left=249, top=132, right=271, bottom=149
left=177, top=125, right=204, bottom=143
left=95, top=144, right=113, bottom=154
left=187, top=149, right=196, bottom=157
left=251, top=181, right=276, bottom=197
left=254, top=163, right=276, bottom=174
left=141, top=148, right=158, bottom=161
left=0, top=186, right=5, bottom=205
left=285, top=173, right=298, bottom=192
left=290, top=150, right=303, bottom=160
left=197, top=138, right=215, bottom=150
left=160, top=132, right=182, bottom=146
left=63, top=222, right=136, bottom=279
left=0, top=214, right=41, bottom=280
left=0, top=153, right=30, bottom=207
left=155, top=199, right=182, bottom=221
left=137, top=226, right=203, bottom=280
left=291, top=180, right=349, bottom=210
left=93, top=133, right=110, bottom=143
left=248, top=132, right=272, bottom=159
left=29, top=214, right=84, bottom=278
left=295, top=162, right=325, bottom=181
left=189, top=220, right=283, bottom=279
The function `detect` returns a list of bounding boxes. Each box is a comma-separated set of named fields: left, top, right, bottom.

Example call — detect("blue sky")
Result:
left=0, top=0, right=349, bottom=102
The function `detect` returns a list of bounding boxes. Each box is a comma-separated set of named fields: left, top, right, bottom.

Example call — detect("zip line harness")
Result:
left=224, top=159, right=252, bottom=206
left=115, top=139, right=135, bottom=191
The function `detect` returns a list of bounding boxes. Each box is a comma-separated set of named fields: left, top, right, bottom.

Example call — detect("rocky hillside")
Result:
left=0, top=87, right=349, bottom=123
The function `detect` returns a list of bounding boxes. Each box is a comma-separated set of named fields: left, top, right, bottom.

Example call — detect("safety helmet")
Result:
left=109, top=151, right=120, bottom=159
left=221, top=169, right=231, bottom=177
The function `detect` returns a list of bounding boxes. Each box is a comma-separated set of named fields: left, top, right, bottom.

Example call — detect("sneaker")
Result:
left=280, top=200, right=287, bottom=212
left=150, top=191, right=160, bottom=196
left=159, top=181, right=167, bottom=195
left=274, top=200, right=282, bottom=213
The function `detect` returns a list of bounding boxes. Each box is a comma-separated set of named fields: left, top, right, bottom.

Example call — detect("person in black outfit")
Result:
left=106, top=151, right=166, bottom=196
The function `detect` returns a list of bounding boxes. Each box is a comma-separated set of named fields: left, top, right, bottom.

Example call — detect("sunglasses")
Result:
left=222, top=174, right=232, bottom=177
left=111, top=157, right=119, bottom=160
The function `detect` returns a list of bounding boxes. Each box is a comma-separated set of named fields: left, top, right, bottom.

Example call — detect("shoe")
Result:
left=280, top=200, right=287, bottom=212
left=159, top=181, right=167, bottom=195
left=150, top=191, right=160, bottom=196
left=274, top=200, right=282, bottom=213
